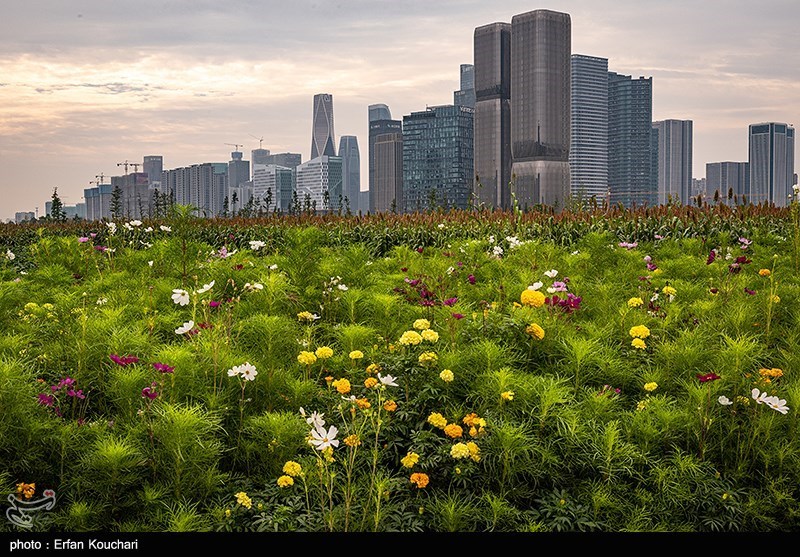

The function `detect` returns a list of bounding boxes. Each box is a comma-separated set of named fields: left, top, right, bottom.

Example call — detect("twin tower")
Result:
left=474, top=10, right=571, bottom=210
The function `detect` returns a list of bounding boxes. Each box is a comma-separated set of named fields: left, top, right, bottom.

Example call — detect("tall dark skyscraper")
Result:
left=338, top=136, right=360, bottom=213
left=570, top=55, right=608, bottom=203
left=371, top=132, right=403, bottom=213
left=749, top=122, right=795, bottom=206
left=143, top=155, right=163, bottom=186
left=706, top=162, right=749, bottom=202
left=403, top=105, right=474, bottom=212
left=510, top=10, right=571, bottom=209
left=311, top=93, right=336, bottom=160
left=251, top=148, right=271, bottom=167
left=653, top=119, right=693, bottom=205
left=454, top=64, right=476, bottom=109
left=368, top=104, right=402, bottom=212
left=473, top=22, right=512, bottom=210
left=608, top=72, right=656, bottom=207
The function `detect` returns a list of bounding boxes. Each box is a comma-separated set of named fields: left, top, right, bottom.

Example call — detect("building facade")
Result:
left=338, top=135, right=361, bottom=213
left=454, top=64, right=476, bottom=109
left=368, top=104, right=402, bottom=213
left=403, top=105, right=474, bottom=212
left=311, top=93, right=336, bottom=160
left=294, top=155, right=343, bottom=212
left=706, top=162, right=749, bottom=203
left=473, top=22, right=512, bottom=210
left=84, top=184, right=113, bottom=221
left=162, top=163, right=228, bottom=217
left=263, top=152, right=301, bottom=169
left=749, top=122, right=795, bottom=206
left=653, top=119, right=693, bottom=205
left=570, top=54, right=609, bottom=204
left=510, top=9, right=572, bottom=210
left=371, top=132, right=403, bottom=213
left=143, top=155, right=163, bottom=186
left=608, top=72, right=656, bottom=207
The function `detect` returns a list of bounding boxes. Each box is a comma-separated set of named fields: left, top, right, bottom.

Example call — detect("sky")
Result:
left=0, top=0, right=798, bottom=220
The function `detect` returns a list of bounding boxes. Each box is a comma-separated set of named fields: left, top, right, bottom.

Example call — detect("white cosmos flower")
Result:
left=107, top=222, right=117, bottom=234
left=171, top=289, right=190, bottom=306
left=571, top=250, right=580, bottom=255
left=492, top=245, right=504, bottom=257
left=96, top=297, right=108, bottom=306
left=227, top=365, right=242, bottom=377
left=175, top=320, right=194, bottom=335
left=528, top=282, right=543, bottom=291
left=764, top=396, right=790, bottom=415
left=5, top=249, right=15, bottom=261
left=546, top=287, right=556, bottom=294
left=337, top=284, right=349, bottom=291
left=269, top=264, right=278, bottom=270
left=148, top=260, right=154, bottom=267
left=752, top=388, right=770, bottom=405
left=378, top=373, right=399, bottom=387
left=123, top=222, right=133, bottom=231
left=129, top=220, right=142, bottom=227
left=160, top=225, right=172, bottom=232
left=302, top=410, right=325, bottom=429
left=238, top=362, right=258, bottom=381
left=144, top=227, right=153, bottom=232
left=309, top=425, right=339, bottom=451
left=196, top=280, right=215, bottom=294
left=718, top=395, right=733, bottom=406
left=544, top=269, right=558, bottom=278
left=249, top=240, right=266, bottom=251
left=244, top=282, right=263, bottom=292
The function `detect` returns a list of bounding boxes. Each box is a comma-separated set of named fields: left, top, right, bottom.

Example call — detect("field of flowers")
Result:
left=2, top=204, right=800, bottom=532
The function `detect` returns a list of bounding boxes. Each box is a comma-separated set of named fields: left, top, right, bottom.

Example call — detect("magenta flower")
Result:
left=209, top=301, right=221, bottom=308
left=452, top=313, right=465, bottom=320
left=89, top=233, right=97, bottom=238
left=78, top=237, right=90, bottom=243
left=94, top=245, right=107, bottom=253
left=66, top=389, right=85, bottom=399
left=744, top=288, right=756, bottom=295
left=654, top=234, right=664, bottom=240
left=37, top=394, right=55, bottom=407
left=443, top=297, right=458, bottom=307
left=706, top=250, right=717, bottom=265
left=153, top=362, right=175, bottom=374
left=110, top=354, right=139, bottom=366
left=697, top=372, right=721, bottom=383
left=141, top=386, right=158, bottom=400
left=468, top=274, right=476, bottom=285
left=416, top=247, right=424, bottom=253
left=646, top=263, right=658, bottom=271
left=619, top=241, right=638, bottom=249
left=643, top=256, right=652, bottom=263
left=710, top=287, right=719, bottom=294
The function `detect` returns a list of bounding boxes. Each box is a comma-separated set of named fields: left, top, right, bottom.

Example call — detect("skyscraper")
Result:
left=295, top=155, right=343, bottom=211
left=371, top=132, right=403, bottom=213
left=253, top=164, right=293, bottom=212
left=570, top=54, right=608, bottom=204
left=510, top=9, right=571, bottom=210
left=749, top=122, right=795, bottom=206
left=143, top=156, right=163, bottom=185
left=368, top=104, right=402, bottom=212
left=608, top=72, right=656, bottom=207
left=264, top=153, right=301, bottom=169
left=473, top=22, right=512, bottom=210
left=311, top=93, right=336, bottom=160
left=251, top=148, right=271, bottom=167
left=227, top=150, right=250, bottom=214
left=653, top=119, right=693, bottom=205
left=706, top=162, right=749, bottom=203
left=403, top=105, right=474, bottom=212
left=338, top=136, right=360, bottom=213
left=454, top=64, right=476, bottom=109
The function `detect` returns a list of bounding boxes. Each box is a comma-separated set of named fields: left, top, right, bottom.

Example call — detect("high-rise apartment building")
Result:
left=371, top=132, right=403, bottom=213
left=473, top=22, right=512, bottom=210
left=402, top=105, right=474, bottom=212
left=749, top=122, right=795, bottom=206
left=162, top=163, right=228, bottom=217
left=454, top=64, right=476, bottom=109
left=311, top=93, right=336, bottom=160
left=653, top=119, right=693, bottom=205
left=143, top=156, right=163, bottom=186
left=295, top=155, right=343, bottom=212
left=253, top=164, right=294, bottom=213
left=338, top=136, right=360, bottom=213
left=510, top=9, right=571, bottom=209
left=706, top=162, right=749, bottom=202
left=84, top=184, right=113, bottom=221
left=368, top=104, right=402, bottom=213
left=251, top=148, right=271, bottom=168
left=570, top=54, right=608, bottom=204
left=263, top=152, right=301, bottom=169
left=112, top=172, right=151, bottom=218
left=608, top=72, right=656, bottom=207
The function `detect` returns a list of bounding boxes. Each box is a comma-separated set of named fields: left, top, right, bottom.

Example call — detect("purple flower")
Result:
left=646, top=263, right=658, bottom=271
left=443, top=297, right=458, bottom=307
left=209, top=301, right=221, bottom=308
left=37, top=394, right=55, bottom=407
left=94, top=245, right=107, bottom=253
left=468, top=274, right=476, bottom=285
left=400, top=267, right=408, bottom=272
left=153, top=362, right=175, bottom=374
left=619, top=241, right=638, bottom=250
left=551, top=281, right=568, bottom=292
left=706, top=250, right=717, bottom=265
left=66, top=389, right=85, bottom=399
left=457, top=262, right=464, bottom=268
left=655, top=234, right=664, bottom=240
left=744, top=288, right=756, bottom=295
left=110, top=354, right=139, bottom=366
left=78, top=237, right=90, bottom=243
left=416, top=247, right=424, bottom=253
left=452, top=313, right=465, bottom=320
left=141, top=386, right=158, bottom=400
left=738, top=237, right=752, bottom=249
left=643, top=255, right=652, bottom=263
left=89, top=233, right=97, bottom=238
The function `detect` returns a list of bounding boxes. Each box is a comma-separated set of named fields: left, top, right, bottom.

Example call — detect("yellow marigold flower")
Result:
left=520, top=289, right=546, bottom=308
left=662, top=285, right=677, bottom=297
left=427, top=412, right=448, bottom=429
left=276, top=475, right=294, bottom=488
left=631, top=338, right=647, bottom=350
left=759, top=368, right=783, bottom=379
left=16, top=482, right=35, bottom=500
left=225, top=509, right=231, bottom=518
left=399, top=330, right=423, bottom=346
left=627, top=297, right=644, bottom=308
left=501, top=390, right=515, bottom=401
left=413, top=318, right=431, bottom=331
left=332, top=378, right=351, bottom=395
left=439, top=369, right=454, bottom=383
left=444, top=423, right=463, bottom=439
left=355, top=397, right=371, bottom=409
left=401, top=452, right=420, bottom=468
left=629, top=325, right=651, bottom=339
left=297, top=351, right=317, bottom=366
left=644, top=382, right=658, bottom=392
left=466, top=441, right=481, bottom=462
left=323, top=446, right=335, bottom=463
left=364, top=377, right=379, bottom=389
left=343, top=434, right=361, bottom=447
left=418, top=351, right=438, bottom=366
left=759, top=268, right=771, bottom=277
left=366, top=363, right=381, bottom=375
left=383, top=399, right=398, bottom=412
left=282, top=461, right=302, bottom=477
left=771, top=295, right=780, bottom=304
left=297, top=311, right=316, bottom=322
left=324, top=375, right=334, bottom=384
left=526, top=323, right=545, bottom=340
left=421, top=329, right=439, bottom=343
left=315, top=346, right=333, bottom=359
left=735, top=395, right=750, bottom=405
left=409, top=472, right=429, bottom=489
left=349, top=350, right=364, bottom=360
left=450, top=442, right=470, bottom=459
left=636, top=400, right=648, bottom=411
left=235, top=491, right=253, bottom=508
left=462, top=413, right=482, bottom=427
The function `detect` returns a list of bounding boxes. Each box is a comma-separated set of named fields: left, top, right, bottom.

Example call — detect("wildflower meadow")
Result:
left=2, top=201, right=800, bottom=532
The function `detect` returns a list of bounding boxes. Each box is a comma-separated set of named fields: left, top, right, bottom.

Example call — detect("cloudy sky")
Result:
left=0, top=0, right=797, bottom=219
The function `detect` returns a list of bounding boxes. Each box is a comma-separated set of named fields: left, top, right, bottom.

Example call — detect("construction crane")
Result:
left=117, top=160, right=133, bottom=174
left=95, top=173, right=106, bottom=185
left=130, top=163, right=141, bottom=174
left=249, top=134, right=265, bottom=149
left=224, top=143, right=243, bottom=152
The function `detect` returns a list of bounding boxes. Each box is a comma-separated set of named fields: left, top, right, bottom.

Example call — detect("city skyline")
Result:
left=1, top=0, right=798, bottom=219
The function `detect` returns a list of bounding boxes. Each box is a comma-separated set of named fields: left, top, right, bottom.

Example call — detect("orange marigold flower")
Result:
left=355, top=397, right=371, bottom=410
left=332, top=378, right=351, bottom=395
left=444, top=423, right=463, bottom=439
left=383, top=400, right=398, bottom=412
left=364, top=377, right=379, bottom=389
left=409, top=473, right=429, bottom=489
left=344, top=434, right=361, bottom=447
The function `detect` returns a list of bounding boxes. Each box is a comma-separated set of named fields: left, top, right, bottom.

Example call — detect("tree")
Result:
left=50, top=187, right=67, bottom=222
left=231, top=191, right=239, bottom=216
left=111, top=185, right=123, bottom=220
left=222, top=196, right=229, bottom=218
left=264, top=188, right=274, bottom=214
